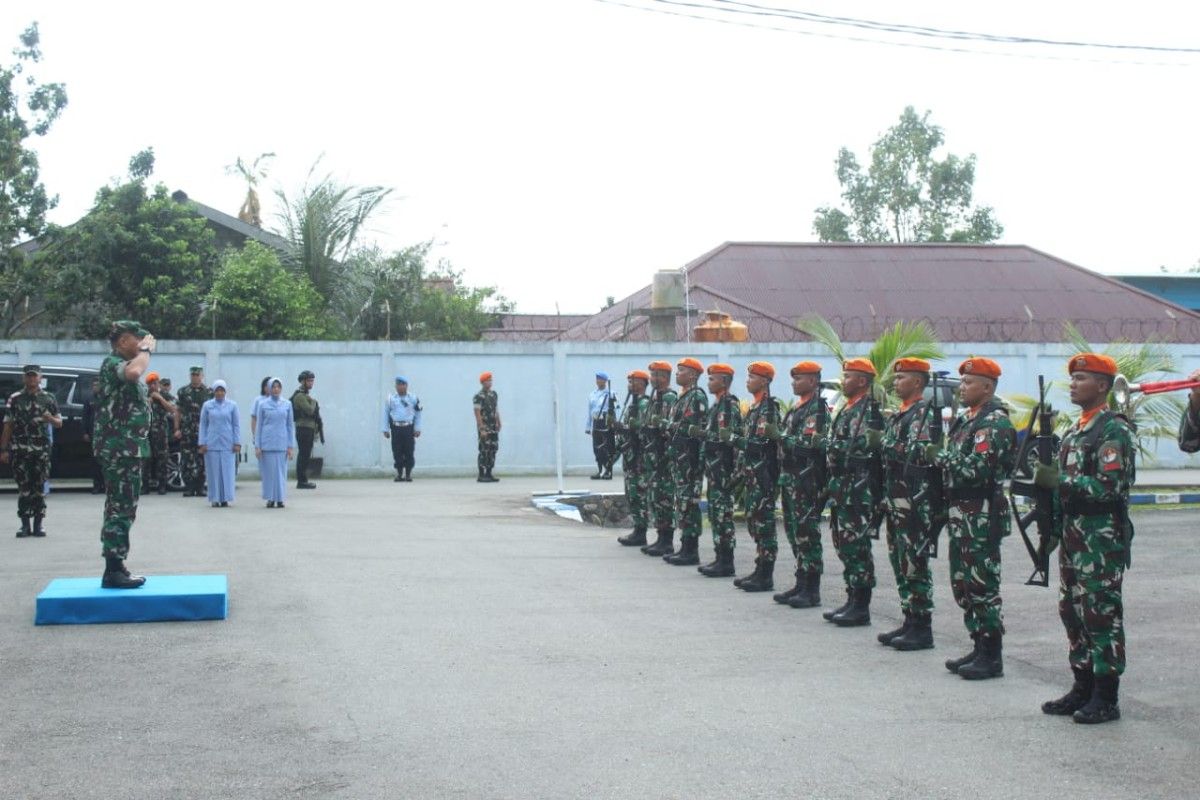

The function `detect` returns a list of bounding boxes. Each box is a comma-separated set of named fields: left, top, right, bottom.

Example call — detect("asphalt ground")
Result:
left=2, top=477, right=1198, bottom=800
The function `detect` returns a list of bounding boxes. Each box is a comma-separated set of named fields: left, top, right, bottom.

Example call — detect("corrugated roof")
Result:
left=559, top=243, right=1200, bottom=343
left=481, top=313, right=592, bottom=342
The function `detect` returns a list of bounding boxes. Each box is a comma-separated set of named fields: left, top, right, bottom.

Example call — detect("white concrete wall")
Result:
left=4, top=339, right=1198, bottom=474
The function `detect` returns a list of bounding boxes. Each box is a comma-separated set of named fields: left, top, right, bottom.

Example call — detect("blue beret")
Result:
left=394, top=375, right=408, bottom=384
left=595, top=371, right=609, bottom=380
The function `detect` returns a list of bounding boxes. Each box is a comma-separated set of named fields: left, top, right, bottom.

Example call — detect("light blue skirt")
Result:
left=260, top=451, right=288, bottom=503
left=204, top=451, right=236, bottom=503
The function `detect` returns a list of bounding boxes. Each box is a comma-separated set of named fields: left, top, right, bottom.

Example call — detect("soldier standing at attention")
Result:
left=878, top=358, right=937, bottom=651
left=732, top=362, right=782, bottom=591
left=586, top=371, right=618, bottom=480
left=473, top=372, right=501, bottom=482
left=176, top=366, right=212, bottom=497
left=291, top=370, right=321, bottom=489
left=616, top=370, right=652, bottom=547
left=1036, top=353, right=1134, bottom=724
left=144, top=372, right=181, bottom=495
left=640, top=361, right=678, bottom=557
left=824, top=358, right=882, bottom=627
left=382, top=376, right=422, bottom=482
left=1, top=365, right=62, bottom=538
left=661, top=358, right=707, bottom=565
left=928, top=358, right=1015, bottom=680
left=694, top=363, right=742, bottom=577
left=95, top=320, right=155, bottom=589
left=774, top=362, right=830, bottom=609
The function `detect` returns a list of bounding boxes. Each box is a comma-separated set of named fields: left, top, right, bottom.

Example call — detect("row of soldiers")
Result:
left=612, top=354, right=1134, bottom=724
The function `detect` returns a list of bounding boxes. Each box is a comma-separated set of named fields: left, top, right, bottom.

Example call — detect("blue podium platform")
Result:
left=35, top=575, right=228, bottom=625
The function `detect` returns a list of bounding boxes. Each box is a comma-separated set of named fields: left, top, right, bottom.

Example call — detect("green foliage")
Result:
left=0, top=22, right=68, bottom=335
left=127, top=148, right=154, bottom=181
left=205, top=241, right=335, bottom=340
left=812, top=106, right=1003, bottom=244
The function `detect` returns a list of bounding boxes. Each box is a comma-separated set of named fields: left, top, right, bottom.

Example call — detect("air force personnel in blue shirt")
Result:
left=382, top=376, right=422, bottom=482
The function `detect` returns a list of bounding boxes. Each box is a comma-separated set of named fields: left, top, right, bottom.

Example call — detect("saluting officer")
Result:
left=0, top=365, right=62, bottom=537
left=383, top=376, right=422, bottom=482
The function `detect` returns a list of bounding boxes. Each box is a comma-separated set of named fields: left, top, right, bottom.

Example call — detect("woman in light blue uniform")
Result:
left=255, top=378, right=295, bottom=508
left=199, top=380, right=241, bottom=507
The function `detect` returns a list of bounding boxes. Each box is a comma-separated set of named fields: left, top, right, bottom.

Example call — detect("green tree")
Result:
left=813, top=107, right=1003, bottom=244
left=204, top=241, right=335, bottom=340
left=0, top=22, right=67, bottom=335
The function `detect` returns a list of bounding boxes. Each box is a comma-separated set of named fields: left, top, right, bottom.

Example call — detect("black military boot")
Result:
left=601, top=469, right=612, bottom=480
left=698, top=544, right=736, bottom=577
left=618, top=525, right=648, bottom=547
left=877, top=612, right=911, bottom=645
left=487, top=469, right=499, bottom=482
left=789, top=571, right=822, bottom=608
left=640, top=528, right=665, bottom=554
left=1073, top=675, right=1120, bottom=724
left=404, top=469, right=413, bottom=482
left=590, top=466, right=604, bottom=480
left=1042, top=666, right=1095, bottom=716
left=958, top=633, right=1003, bottom=680
left=823, top=588, right=853, bottom=621
left=101, top=556, right=146, bottom=590
left=664, top=536, right=700, bottom=566
left=739, top=557, right=776, bottom=592
left=945, top=634, right=980, bottom=674
left=733, top=557, right=761, bottom=589
left=477, top=468, right=487, bottom=483
left=31, top=516, right=46, bottom=537
left=831, top=587, right=872, bottom=627
left=773, top=569, right=806, bottom=604
left=16, top=517, right=31, bottom=538
left=891, top=613, right=934, bottom=651
left=644, top=528, right=675, bottom=557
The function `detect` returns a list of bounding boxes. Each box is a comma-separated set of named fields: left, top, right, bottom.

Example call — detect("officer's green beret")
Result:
left=109, top=320, right=149, bottom=339
left=22, top=364, right=40, bottom=375
left=189, top=365, right=203, bottom=374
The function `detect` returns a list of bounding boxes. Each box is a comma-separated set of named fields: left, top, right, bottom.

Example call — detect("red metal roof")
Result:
left=558, top=243, right=1200, bottom=343
left=481, top=313, right=592, bottom=342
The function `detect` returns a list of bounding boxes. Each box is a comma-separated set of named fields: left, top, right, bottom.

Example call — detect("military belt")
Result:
left=947, top=486, right=992, bottom=501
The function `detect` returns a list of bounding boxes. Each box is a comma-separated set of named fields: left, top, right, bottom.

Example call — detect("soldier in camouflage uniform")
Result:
left=774, top=361, right=829, bottom=609
left=0, top=365, right=62, bottom=537
left=928, top=357, right=1015, bottom=680
left=473, top=372, right=501, bottom=482
left=661, top=358, right=708, bottom=566
left=693, top=363, right=742, bottom=577
left=95, top=320, right=156, bottom=589
left=878, top=358, right=937, bottom=651
left=824, top=358, right=883, bottom=627
left=616, top=370, right=652, bottom=546
left=1036, top=353, right=1135, bottom=724
left=640, top=361, right=678, bottom=557
left=176, top=366, right=212, bottom=497
left=143, top=372, right=181, bottom=495
left=731, top=361, right=782, bottom=591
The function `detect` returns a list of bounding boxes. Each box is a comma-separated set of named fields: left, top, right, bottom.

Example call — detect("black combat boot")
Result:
left=664, top=536, right=700, bottom=566
left=1072, top=675, right=1120, bottom=724
left=31, top=516, right=46, bottom=537
left=891, top=613, right=934, bottom=651
left=640, top=528, right=665, bottom=554
left=774, top=569, right=806, bottom=604
left=831, top=587, right=872, bottom=627
left=16, top=517, right=31, bottom=538
left=602, top=468, right=612, bottom=479
left=958, top=633, right=1003, bottom=680
left=698, top=544, right=736, bottom=577
left=733, top=557, right=760, bottom=589
left=404, top=469, right=413, bottom=482
left=739, top=557, right=776, bottom=592
left=945, top=634, right=980, bottom=674
left=487, top=468, right=499, bottom=482
left=1042, top=666, right=1095, bottom=716
left=618, top=525, right=648, bottom=547
left=789, top=571, right=822, bottom=608
left=395, top=471, right=405, bottom=482
left=823, top=588, right=853, bottom=621
left=590, top=466, right=604, bottom=480
left=877, top=612, right=911, bottom=645
left=477, top=468, right=487, bottom=483
left=644, top=528, right=675, bottom=557
left=101, top=556, right=146, bottom=590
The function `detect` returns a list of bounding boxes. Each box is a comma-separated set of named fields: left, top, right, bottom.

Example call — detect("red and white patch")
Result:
left=717, top=412, right=725, bottom=427
left=803, top=415, right=817, bottom=435
left=973, top=430, right=990, bottom=453
left=1101, top=446, right=1122, bottom=472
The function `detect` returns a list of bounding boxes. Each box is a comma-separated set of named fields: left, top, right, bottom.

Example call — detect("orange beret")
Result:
left=144, top=372, right=160, bottom=383
left=648, top=360, right=673, bottom=373
left=893, top=357, right=931, bottom=374
left=677, top=357, right=704, bottom=373
left=479, top=371, right=493, bottom=383
left=959, top=357, right=1001, bottom=381
left=790, top=361, right=822, bottom=376
left=1068, top=352, right=1117, bottom=377
left=843, top=357, right=876, bottom=376
left=747, top=361, right=776, bottom=380
left=627, top=369, right=650, bottom=381
left=707, top=363, right=735, bottom=377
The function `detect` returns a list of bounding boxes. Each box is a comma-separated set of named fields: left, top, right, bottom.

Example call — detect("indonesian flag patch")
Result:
left=803, top=415, right=817, bottom=435
left=1101, top=445, right=1122, bottom=471
left=974, top=430, right=990, bottom=453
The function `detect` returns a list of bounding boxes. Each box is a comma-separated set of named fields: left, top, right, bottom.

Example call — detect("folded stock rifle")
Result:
left=911, top=371, right=950, bottom=558
left=1008, top=375, right=1062, bottom=587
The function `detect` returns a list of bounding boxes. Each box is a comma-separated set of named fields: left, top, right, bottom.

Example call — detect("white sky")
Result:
left=3, top=1, right=1198, bottom=314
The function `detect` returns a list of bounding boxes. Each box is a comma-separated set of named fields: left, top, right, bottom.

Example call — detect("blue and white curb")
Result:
left=531, top=491, right=589, bottom=522
left=1130, top=492, right=1200, bottom=505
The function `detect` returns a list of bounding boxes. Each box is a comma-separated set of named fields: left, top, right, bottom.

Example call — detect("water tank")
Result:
left=694, top=310, right=749, bottom=342
left=651, top=270, right=685, bottom=309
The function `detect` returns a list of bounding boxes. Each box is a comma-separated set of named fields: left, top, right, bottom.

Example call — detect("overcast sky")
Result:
left=3, top=1, right=1197, bottom=314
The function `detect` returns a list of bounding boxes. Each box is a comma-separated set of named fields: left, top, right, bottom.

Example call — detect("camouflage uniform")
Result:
left=6, top=388, right=59, bottom=522
left=881, top=399, right=936, bottom=617
left=737, top=394, right=782, bottom=564
left=934, top=400, right=1015, bottom=637
left=176, top=382, right=211, bottom=493
left=473, top=388, right=499, bottom=473
left=1057, top=410, right=1135, bottom=678
left=666, top=386, right=708, bottom=543
left=779, top=393, right=829, bottom=574
left=618, top=391, right=651, bottom=529
left=701, top=391, right=743, bottom=550
left=95, top=353, right=151, bottom=559
left=827, top=395, right=881, bottom=591
left=643, top=387, right=678, bottom=532
left=145, top=389, right=174, bottom=490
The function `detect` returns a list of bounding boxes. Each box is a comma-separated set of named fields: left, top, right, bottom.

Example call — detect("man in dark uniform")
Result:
left=616, top=370, right=652, bottom=546
left=732, top=361, right=782, bottom=591
left=144, top=372, right=181, bottom=495
left=292, top=370, right=322, bottom=489
left=474, top=372, right=501, bottom=482
left=641, top=361, right=678, bottom=556
left=693, top=363, right=742, bottom=577
left=586, top=372, right=618, bottom=480
left=81, top=377, right=104, bottom=493
left=0, top=365, right=63, bottom=537
left=176, top=366, right=211, bottom=496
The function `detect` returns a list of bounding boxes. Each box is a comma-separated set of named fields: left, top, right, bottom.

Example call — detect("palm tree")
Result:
left=225, top=152, right=275, bottom=227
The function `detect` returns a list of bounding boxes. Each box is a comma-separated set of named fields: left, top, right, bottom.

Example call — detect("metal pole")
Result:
left=553, top=343, right=565, bottom=494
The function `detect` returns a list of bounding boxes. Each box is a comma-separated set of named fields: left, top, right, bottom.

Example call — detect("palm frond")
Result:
left=796, top=314, right=845, bottom=363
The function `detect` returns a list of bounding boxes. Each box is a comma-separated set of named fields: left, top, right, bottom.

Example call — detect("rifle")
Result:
left=850, top=392, right=886, bottom=539
left=746, top=384, right=782, bottom=511
left=1008, top=375, right=1060, bottom=587
left=596, top=380, right=617, bottom=468
left=912, top=371, right=950, bottom=558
